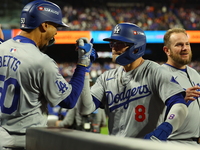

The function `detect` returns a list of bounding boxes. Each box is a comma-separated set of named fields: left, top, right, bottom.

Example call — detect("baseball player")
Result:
left=55, top=103, right=107, bottom=133
left=78, top=23, right=189, bottom=141
left=162, top=28, right=200, bottom=144
left=0, top=0, right=96, bottom=149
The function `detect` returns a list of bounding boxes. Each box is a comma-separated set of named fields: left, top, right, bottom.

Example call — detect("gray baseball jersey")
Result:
left=91, top=60, right=185, bottom=138
left=162, top=64, right=200, bottom=139
left=0, top=38, right=72, bottom=133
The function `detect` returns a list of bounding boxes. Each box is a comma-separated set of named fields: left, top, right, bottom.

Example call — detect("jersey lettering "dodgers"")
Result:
left=91, top=60, right=185, bottom=137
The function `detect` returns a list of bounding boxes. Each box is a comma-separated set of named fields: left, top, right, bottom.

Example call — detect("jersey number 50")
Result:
left=0, top=75, right=20, bottom=114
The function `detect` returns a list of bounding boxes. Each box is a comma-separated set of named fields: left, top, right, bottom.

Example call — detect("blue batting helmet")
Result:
left=20, top=0, right=68, bottom=30
left=103, top=23, right=146, bottom=66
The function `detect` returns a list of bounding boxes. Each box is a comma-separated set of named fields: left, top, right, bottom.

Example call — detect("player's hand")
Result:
left=76, top=37, right=93, bottom=67
left=55, top=120, right=62, bottom=127
left=85, top=39, right=98, bottom=72
left=185, top=86, right=200, bottom=102
left=144, top=122, right=173, bottom=141
left=85, top=48, right=98, bottom=72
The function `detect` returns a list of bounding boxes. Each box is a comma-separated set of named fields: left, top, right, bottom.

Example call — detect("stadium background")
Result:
left=1, top=0, right=200, bottom=63
left=1, top=0, right=200, bottom=135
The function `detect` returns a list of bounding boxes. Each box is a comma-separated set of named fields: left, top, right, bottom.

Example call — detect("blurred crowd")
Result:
left=2, top=0, right=200, bottom=76
left=58, top=61, right=120, bottom=83
left=57, top=1, right=200, bottom=31
left=1, top=0, right=200, bottom=30
left=58, top=61, right=200, bottom=83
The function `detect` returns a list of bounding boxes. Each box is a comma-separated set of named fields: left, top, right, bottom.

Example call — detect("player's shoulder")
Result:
left=143, top=60, right=161, bottom=70
left=102, top=66, right=122, bottom=76
left=0, top=38, right=12, bottom=46
left=160, top=63, right=174, bottom=71
left=36, top=53, right=57, bottom=70
left=186, top=65, right=199, bottom=74
left=143, top=59, right=159, bottom=66
left=96, top=66, right=121, bottom=82
left=144, top=60, right=170, bottom=74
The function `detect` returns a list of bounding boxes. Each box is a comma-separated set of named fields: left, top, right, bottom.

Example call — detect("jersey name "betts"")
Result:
left=106, top=85, right=151, bottom=111
left=0, top=55, right=21, bottom=71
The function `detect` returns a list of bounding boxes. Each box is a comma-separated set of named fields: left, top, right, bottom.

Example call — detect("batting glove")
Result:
left=85, top=39, right=98, bottom=72
left=76, top=37, right=93, bottom=67
left=144, top=122, right=173, bottom=141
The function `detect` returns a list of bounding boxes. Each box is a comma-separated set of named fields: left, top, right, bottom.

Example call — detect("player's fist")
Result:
left=76, top=37, right=93, bottom=67
left=144, top=122, right=173, bottom=141
left=85, top=45, right=98, bottom=72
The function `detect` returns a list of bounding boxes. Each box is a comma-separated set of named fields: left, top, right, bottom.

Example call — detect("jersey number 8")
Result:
left=135, top=105, right=146, bottom=122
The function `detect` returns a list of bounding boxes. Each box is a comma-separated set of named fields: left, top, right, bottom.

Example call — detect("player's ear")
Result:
left=163, top=46, right=170, bottom=56
left=39, top=22, right=47, bottom=32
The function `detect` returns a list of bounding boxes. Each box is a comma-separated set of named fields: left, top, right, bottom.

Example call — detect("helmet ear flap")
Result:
left=103, top=23, right=146, bottom=65
left=116, top=44, right=146, bottom=66
left=133, top=48, right=139, bottom=54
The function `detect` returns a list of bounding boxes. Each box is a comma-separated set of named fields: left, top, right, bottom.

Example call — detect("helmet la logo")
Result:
left=114, top=25, right=120, bottom=34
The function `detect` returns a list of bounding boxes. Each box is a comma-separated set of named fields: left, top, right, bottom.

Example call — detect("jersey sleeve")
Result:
left=38, top=56, right=72, bottom=107
left=59, top=108, right=76, bottom=127
left=91, top=73, right=105, bottom=101
left=152, top=66, right=185, bottom=102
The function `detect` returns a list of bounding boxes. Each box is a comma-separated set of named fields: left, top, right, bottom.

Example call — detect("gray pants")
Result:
left=0, top=127, right=25, bottom=150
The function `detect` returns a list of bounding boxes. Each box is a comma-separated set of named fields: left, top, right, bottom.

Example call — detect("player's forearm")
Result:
left=164, top=93, right=188, bottom=132
left=77, top=73, right=96, bottom=115
left=165, top=103, right=188, bottom=132
left=144, top=103, right=188, bottom=141
left=144, top=96, right=188, bottom=141
left=58, top=65, right=86, bottom=109
left=60, top=65, right=86, bottom=108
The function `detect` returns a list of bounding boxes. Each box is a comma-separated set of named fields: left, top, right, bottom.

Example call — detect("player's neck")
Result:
left=19, top=29, right=42, bottom=48
left=123, top=58, right=144, bottom=72
left=166, top=61, right=186, bottom=69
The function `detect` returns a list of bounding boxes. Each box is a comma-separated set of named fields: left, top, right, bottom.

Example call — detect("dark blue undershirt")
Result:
left=164, top=63, right=187, bottom=72
left=13, top=35, right=37, bottom=46
left=59, top=65, right=86, bottom=108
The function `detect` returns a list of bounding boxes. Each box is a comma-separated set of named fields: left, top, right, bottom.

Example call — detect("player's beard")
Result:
left=170, top=50, right=192, bottom=65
